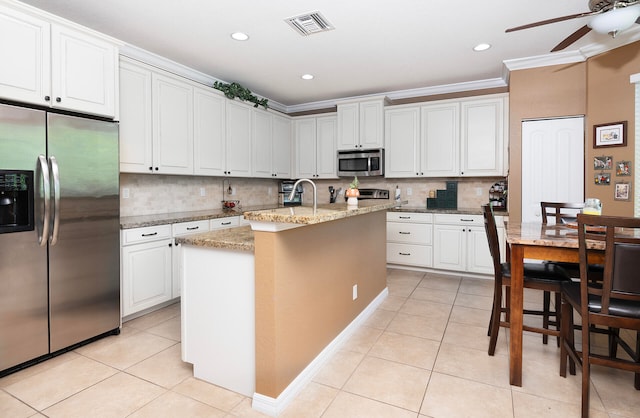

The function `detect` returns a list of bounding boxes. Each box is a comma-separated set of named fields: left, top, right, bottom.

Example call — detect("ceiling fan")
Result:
left=506, top=0, right=640, bottom=52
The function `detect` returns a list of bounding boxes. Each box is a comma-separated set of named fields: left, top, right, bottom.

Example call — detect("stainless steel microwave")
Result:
left=337, top=148, right=384, bottom=177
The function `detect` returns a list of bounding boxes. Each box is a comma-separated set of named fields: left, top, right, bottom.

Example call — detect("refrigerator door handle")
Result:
left=36, top=155, right=50, bottom=246
left=49, top=156, right=60, bottom=246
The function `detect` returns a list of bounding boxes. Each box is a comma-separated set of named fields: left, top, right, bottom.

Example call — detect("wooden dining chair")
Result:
left=559, top=214, right=640, bottom=418
left=540, top=201, right=584, bottom=225
left=484, top=205, right=572, bottom=355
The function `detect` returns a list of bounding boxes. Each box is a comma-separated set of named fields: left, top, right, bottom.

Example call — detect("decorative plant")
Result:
left=213, top=81, right=269, bottom=109
left=345, top=176, right=360, bottom=197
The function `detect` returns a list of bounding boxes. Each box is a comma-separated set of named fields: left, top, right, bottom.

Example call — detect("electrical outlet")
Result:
left=268, top=187, right=272, bottom=196
left=200, top=187, right=206, bottom=197
left=352, top=284, right=358, bottom=300
left=231, top=186, right=236, bottom=196
left=476, top=187, right=483, bottom=196
left=406, top=187, right=412, bottom=196
left=122, top=188, right=130, bottom=199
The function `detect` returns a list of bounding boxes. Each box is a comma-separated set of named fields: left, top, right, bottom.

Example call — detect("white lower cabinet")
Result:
left=121, top=224, right=173, bottom=317
left=172, top=220, right=210, bottom=298
left=387, top=211, right=504, bottom=275
left=432, top=213, right=504, bottom=275
left=122, top=216, right=240, bottom=318
left=386, top=212, right=433, bottom=267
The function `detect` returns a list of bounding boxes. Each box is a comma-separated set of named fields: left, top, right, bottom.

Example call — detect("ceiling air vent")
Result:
left=285, top=11, right=334, bottom=36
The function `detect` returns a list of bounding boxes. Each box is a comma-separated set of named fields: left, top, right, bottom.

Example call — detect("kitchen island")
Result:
left=177, top=200, right=395, bottom=416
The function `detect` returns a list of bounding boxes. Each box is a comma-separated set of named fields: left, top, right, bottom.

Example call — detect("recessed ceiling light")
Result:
left=473, top=43, right=491, bottom=52
left=301, top=74, right=314, bottom=80
left=231, top=32, right=249, bottom=41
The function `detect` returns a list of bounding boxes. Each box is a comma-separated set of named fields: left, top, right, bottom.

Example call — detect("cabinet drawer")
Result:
left=387, top=222, right=432, bottom=245
left=210, top=216, right=239, bottom=230
left=433, top=213, right=483, bottom=226
left=387, top=212, right=432, bottom=223
left=172, top=220, right=210, bottom=237
left=386, top=243, right=432, bottom=267
left=122, top=224, right=172, bottom=245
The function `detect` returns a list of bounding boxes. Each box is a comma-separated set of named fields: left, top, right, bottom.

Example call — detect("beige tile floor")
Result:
left=1, top=268, right=639, bottom=417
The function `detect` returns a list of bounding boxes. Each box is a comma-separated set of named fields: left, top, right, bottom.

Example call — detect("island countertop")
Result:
left=243, top=200, right=398, bottom=226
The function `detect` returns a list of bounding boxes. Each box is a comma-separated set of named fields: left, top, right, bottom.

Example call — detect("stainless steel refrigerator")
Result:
left=0, top=103, right=120, bottom=374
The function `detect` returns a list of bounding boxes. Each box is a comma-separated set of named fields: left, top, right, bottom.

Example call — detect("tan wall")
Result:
left=509, top=40, right=640, bottom=221
left=508, top=63, right=587, bottom=222
left=253, top=210, right=387, bottom=398
left=586, top=42, right=639, bottom=216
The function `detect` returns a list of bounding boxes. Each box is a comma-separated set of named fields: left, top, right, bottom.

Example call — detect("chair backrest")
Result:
left=577, top=214, right=640, bottom=317
left=541, top=201, right=585, bottom=225
left=483, top=204, right=502, bottom=276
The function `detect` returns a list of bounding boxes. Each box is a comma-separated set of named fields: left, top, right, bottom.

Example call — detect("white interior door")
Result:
left=521, top=117, right=585, bottom=223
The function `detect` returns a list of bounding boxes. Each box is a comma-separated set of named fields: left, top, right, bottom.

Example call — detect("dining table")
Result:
left=505, top=221, right=606, bottom=387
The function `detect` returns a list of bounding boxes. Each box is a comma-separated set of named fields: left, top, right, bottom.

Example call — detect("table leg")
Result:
left=509, top=244, right=524, bottom=387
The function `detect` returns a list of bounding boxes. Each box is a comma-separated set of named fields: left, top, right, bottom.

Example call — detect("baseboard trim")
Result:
left=251, top=287, right=389, bottom=416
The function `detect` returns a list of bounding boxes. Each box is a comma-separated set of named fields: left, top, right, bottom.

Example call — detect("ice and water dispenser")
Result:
left=0, top=170, right=34, bottom=233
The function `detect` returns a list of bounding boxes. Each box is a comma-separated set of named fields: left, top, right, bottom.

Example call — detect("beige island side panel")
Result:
left=253, top=210, right=387, bottom=398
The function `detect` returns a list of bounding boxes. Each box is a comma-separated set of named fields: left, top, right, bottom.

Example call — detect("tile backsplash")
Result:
left=120, top=174, right=506, bottom=217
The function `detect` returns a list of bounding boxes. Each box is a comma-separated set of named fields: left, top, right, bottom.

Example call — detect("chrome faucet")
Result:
left=289, top=178, right=317, bottom=214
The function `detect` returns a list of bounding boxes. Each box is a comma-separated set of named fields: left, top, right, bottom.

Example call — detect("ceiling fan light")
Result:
left=588, top=4, right=640, bottom=35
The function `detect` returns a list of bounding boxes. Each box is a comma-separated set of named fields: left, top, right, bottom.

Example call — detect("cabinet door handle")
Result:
left=398, top=252, right=411, bottom=256
left=186, top=226, right=199, bottom=231
left=399, top=216, right=411, bottom=219
left=55, top=97, right=61, bottom=103
left=221, top=221, right=231, bottom=225
left=141, top=232, right=158, bottom=237
left=398, top=231, right=411, bottom=235
left=460, top=218, right=474, bottom=222
left=44, top=95, right=50, bottom=101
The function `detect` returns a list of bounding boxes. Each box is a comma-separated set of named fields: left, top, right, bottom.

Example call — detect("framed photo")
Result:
left=616, top=160, right=631, bottom=176
left=594, top=156, right=612, bottom=170
left=594, top=173, right=610, bottom=185
left=594, top=121, right=627, bottom=148
left=614, top=182, right=631, bottom=201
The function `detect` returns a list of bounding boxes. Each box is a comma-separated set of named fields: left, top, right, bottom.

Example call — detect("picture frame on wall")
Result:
left=594, top=173, right=611, bottom=185
left=594, top=121, right=627, bottom=148
left=594, top=156, right=613, bottom=170
left=616, top=160, right=631, bottom=176
left=614, top=182, right=631, bottom=201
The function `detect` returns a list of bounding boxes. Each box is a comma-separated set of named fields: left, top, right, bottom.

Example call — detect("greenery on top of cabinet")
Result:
left=213, top=81, right=268, bottom=109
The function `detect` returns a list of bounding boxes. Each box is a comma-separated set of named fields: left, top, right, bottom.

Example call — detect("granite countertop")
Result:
left=243, top=200, right=398, bottom=225
left=120, top=204, right=278, bottom=229
left=390, top=206, right=509, bottom=216
left=176, top=225, right=255, bottom=252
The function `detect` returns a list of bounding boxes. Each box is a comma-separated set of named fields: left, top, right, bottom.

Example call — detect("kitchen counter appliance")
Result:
left=279, top=180, right=303, bottom=207
left=0, top=103, right=120, bottom=376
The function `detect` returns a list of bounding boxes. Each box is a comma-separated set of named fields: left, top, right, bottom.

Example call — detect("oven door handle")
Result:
left=49, top=156, right=60, bottom=246
left=36, top=155, right=50, bottom=246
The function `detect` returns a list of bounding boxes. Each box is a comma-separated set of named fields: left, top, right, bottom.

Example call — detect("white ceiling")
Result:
left=16, top=0, right=640, bottom=112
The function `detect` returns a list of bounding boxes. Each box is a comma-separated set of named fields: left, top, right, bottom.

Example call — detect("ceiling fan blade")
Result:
left=550, top=25, right=592, bottom=52
left=506, top=11, right=599, bottom=32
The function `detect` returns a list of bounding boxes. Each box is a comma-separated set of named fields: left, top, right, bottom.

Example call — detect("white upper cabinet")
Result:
left=0, top=5, right=117, bottom=118
left=119, top=59, right=153, bottom=173
left=252, top=110, right=292, bottom=178
left=422, top=102, right=460, bottom=177
left=152, top=72, right=194, bottom=175
left=120, top=58, right=194, bottom=175
left=384, top=106, right=420, bottom=178
left=385, top=94, right=507, bottom=178
left=460, top=96, right=506, bottom=176
left=193, top=87, right=225, bottom=176
left=294, top=115, right=337, bottom=179
left=225, top=100, right=253, bottom=177
left=336, top=97, right=387, bottom=150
